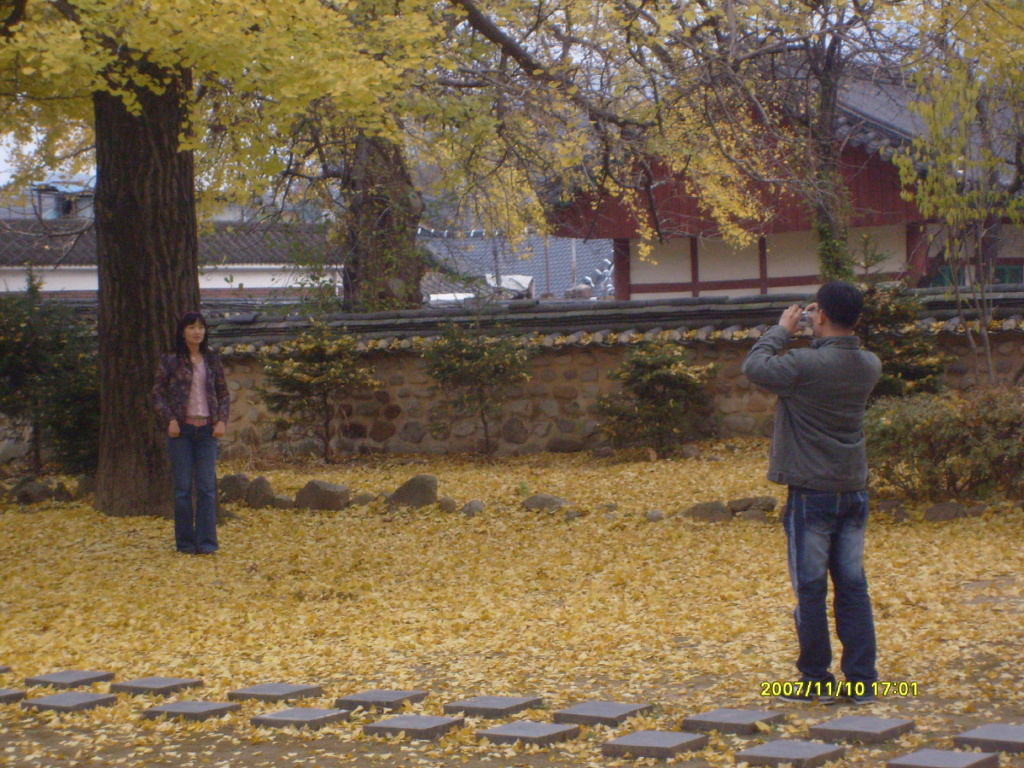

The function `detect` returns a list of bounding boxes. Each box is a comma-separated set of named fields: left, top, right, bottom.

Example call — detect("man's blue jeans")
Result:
left=783, top=486, right=876, bottom=685
left=167, top=424, right=218, bottom=553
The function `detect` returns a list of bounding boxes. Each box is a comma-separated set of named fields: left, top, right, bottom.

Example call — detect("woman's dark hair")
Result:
left=174, top=311, right=209, bottom=356
left=816, top=281, right=864, bottom=329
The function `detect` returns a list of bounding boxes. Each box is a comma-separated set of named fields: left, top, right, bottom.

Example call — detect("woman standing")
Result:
left=152, top=312, right=230, bottom=554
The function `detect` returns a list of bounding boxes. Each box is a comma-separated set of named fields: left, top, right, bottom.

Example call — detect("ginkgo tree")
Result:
left=0, top=0, right=440, bottom=516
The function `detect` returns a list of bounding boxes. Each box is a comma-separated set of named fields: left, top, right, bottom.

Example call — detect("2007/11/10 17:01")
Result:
left=760, top=681, right=920, bottom=697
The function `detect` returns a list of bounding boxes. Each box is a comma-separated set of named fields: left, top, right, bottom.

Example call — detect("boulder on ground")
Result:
left=387, top=474, right=438, bottom=508
left=437, top=496, right=458, bottom=513
left=645, top=509, right=666, bottom=522
left=11, top=478, right=53, bottom=505
left=459, top=500, right=485, bottom=518
left=219, top=473, right=251, bottom=503
left=244, top=476, right=276, bottom=509
left=295, top=480, right=351, bottom=510
left=350, top=491, right=377, bottom=507
left=522, top=494, right=569, bottom=512
left=923, top=501, right=967, bottom=522
left=681, top=500, right=731, bottom=522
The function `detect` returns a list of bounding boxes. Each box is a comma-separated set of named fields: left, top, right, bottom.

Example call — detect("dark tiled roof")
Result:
left=190, top=288, right=1024, bottom=357
left=0, top=219, right=339, bottom=267
left=422, top=233, right=613, bottom=299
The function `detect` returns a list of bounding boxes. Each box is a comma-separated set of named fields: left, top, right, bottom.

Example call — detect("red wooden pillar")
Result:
left=758, top=236, right=768, bottom=294
left=613, top=238, right=631, bottom=300
left=689, top=236, right=700, bottom=297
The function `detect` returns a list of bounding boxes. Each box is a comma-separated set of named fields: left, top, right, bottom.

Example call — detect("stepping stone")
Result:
left=809, top=715, right=916, bottom=743
left=887, top=749, right=998, bottom=768
left=602, top=730, right=709, bottom=759
left=682, top=708, right=787, bottom=735
left=443, top=695, right=543, bottom=718
left=553, top=700, right=654, bottom=726
left=478, top=721, right=579, bottom=746
left=251, top=707, right=350, bottom=730
left=110, top=676, right=203, bottom=696
left=953, top=724, right=1024, bottom=753
left=22, top=692, right=117, bottom=713
left=227, top=683, right=324, bottom=702
left=363, top=714, right=464, bottom=741
left=143, top=701, right=240, bottom=721
left=0, top=666, right=9, bottom=674
left=0, top=689, right=27, bottom=704
left=25, top=670, right=115, bottom=689
left=335, top=689, right=428, bottom=711
left=736, top=739, right=845, bottom=768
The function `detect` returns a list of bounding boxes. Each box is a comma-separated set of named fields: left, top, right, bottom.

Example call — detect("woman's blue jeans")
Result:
left=167, top=423, right=218, bottom=553
left=783, top=486, right=877, bottom=685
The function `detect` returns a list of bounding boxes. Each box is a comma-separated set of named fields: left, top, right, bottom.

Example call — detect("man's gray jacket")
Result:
left=742, top=325, right=882, bottom=492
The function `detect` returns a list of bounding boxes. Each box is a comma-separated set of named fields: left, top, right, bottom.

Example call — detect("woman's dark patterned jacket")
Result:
left=152, top=351, right=230, bottom=427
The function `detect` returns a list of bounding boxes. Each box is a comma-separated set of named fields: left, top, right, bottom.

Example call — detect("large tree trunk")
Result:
left=93, top=67, right=200, bottom=517
left=343, top=134, right=425, bottom=312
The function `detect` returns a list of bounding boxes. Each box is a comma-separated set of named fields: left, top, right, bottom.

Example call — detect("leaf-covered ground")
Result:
left=2, top=438, right=1024, bottom=767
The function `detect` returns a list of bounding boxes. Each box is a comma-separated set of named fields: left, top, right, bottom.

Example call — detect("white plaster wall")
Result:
left=629, top=239, right=691, bottom=285
left=0, top=267, right=98, bottom=293
left=848, top=225, right=906, bottom=274
left=0, top=265, right=312, bottom=294
left=766, top=231, right=817, bottom=279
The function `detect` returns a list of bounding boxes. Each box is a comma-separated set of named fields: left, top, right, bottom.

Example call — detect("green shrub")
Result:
left=858, top=282, right=950, bottom=399
left=0, top=275, right=99, bottom=473
left=865, top=387, right=1024, bottom=501
left=258, top=323, right=380, bottom=461
left=421, top=323, right=533, bottom=454
left=596, top=341, right=716, bottom=455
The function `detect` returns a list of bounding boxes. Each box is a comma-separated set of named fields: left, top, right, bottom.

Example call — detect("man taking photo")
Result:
left=742, top=281, right=881, bottom=704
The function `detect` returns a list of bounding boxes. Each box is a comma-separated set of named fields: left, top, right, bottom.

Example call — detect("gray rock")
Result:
left=876, top=499, right=908, bottom=522
left=219, top=473, right=251, bottom=503
left=295, top=480, right=350, bottom=510
left=923, top=501, right=967, bottom=521
left=546, top=437, right=584, bottom=453
left=459, top=500, right=485, bottom=518
left=13, top=480, right=53, bottom=505
left=591, top=446, right=615, bottom=458
left=522, top=494, right=569, bottom=512
left=645, top=509, right=666, bottom=522
left=683, top=501, right=732, bottom=522
left=350, top=491, right=377, bottom=507
left=272, top=495, right=294, bottom=509
left=728, top=496, right=778, bottom=514
left=437, top=496, right=458, bottom=513
left=244, top=476, right=276, bottom=509
left=73, top=475, right=96, bottom=500
left=52, top=482, right=73, bottom=503
left=388, top=474, right=438, bottom=508
left=564, top=508, right=582, bottom=522
left=501, top=418, right=529, bottom=445
left=0, top=438, right=28, bottom=463
left=678, top=443, right=701, bottom=459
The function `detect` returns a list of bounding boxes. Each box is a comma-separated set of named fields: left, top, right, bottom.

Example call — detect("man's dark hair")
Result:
left=174, top=311, right=209, bottom=356
left=816, top=281, right=864, bottom=329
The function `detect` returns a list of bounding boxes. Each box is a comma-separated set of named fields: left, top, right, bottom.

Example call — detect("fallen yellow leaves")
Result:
left=1, top=438, right=1024, bottom=767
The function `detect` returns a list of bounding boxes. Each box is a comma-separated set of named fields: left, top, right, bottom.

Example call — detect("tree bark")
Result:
left=93, top=66, right=200, bottom=517
left=342, top=134, right=425, bottom=312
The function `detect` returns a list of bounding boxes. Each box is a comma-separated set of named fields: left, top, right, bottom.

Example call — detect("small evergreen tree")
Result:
left=258, top=323, right=380, bottom=461
left=421, top=322, right=533, bottom=454
left=0, top=274, right=100, bottom=472
left=596, top=341, right=717, bottom=456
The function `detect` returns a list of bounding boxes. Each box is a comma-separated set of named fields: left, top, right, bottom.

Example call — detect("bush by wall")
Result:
left=596, top=341, right=717, bottom=456
left=866, top=387, right=1024, bottom=500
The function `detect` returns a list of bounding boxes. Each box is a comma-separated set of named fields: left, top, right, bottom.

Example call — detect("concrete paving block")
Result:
left=143, top=701, right=240, bottom=721
left=0, top=689, right=26, bottom=704
left=809, top=715, right=915, bottom=743
left=953, top=724, right=1024, bottom=753
left=336, top=689, right=428, bottom=711
left=227, top=683, right=324, bottom=702
left=443, top=695, right=543, bottom=717
left=682, top=707, right=787, bottom=735
left=887, top=749, right=999, bottom=768
left=736, top=739, right=845, bottom=768
left=22, top=692, right=117, bottom=713
left=478, top=721, right=579, bottom=746
left=250, top=707, right=349, bottom=730
left=110, top=676, right=203, bottom=696
left=552, top=700, right=654, bottom=726
left=25, top=670, right=115, bottom=689
left=602, top=730, right=709, bottom=759
left=363, top=714, right=464, bottom=741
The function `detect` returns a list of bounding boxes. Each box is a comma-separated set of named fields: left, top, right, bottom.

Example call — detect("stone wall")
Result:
left=219, top=334, right=1024, bottom=460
